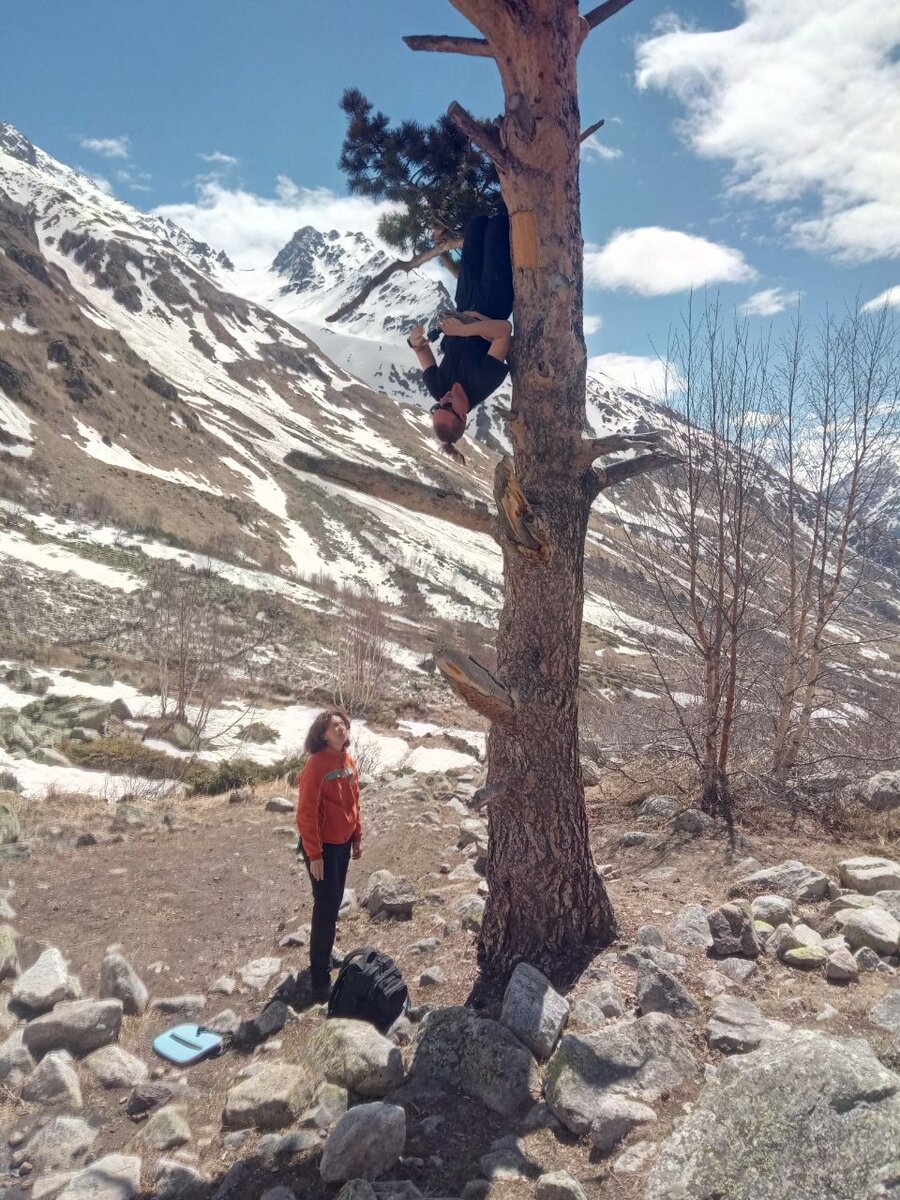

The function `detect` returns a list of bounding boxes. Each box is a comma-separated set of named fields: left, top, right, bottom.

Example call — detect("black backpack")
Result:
left=328, top=948, right=409, bottom=1033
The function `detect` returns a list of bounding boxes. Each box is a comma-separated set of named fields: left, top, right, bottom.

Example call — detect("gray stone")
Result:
left=154, top=1158, right=210, bottom=1200
left=852, top=770, right=900, bottom=813
left=613, top=1140, right=659, bottom=1175
left=0, top=1028, right=33, bottom=1082
left=310, top=1019, right=404, bottom=1097
left=255, top=1129, right=320, bottom=1165
left=56, top=1154, right=141, bottom=1200
left=223, top=1063, right=314, bottom=1130
left=670, top=808, right=716, bottom=836
left=826, top=893, right=880, bottom=915
left=479, top=1144, right=529, bottom=1180
left=0, top=921, right=18, bottom=981
left=84, top=1045, right=148, bottom=1089
left=151, top=995, right=206, bottom=1016
left=706, top=996, right=782, bottom=1053
left=302, top=1080, right=349, bottom=1130
left=239, top=957, right=281, bottom=990
left=363, top=871, right=417, bottom=918
left=638, top=795, right=680, bottom=819
left=204, top=1009, right=239, bottom=1035
left=870, top=989, right=900, bottom=1034
left=750, top=894, right=793, bottom=926
left=320, top=1102, right=406, bottom=1183
left=715, top=957, right=757, bottom=985
left=856, top=946, right=881, bottom=972
left=544, top=1012, right=698, bottom=1134
left=111, top=802, right=153, bottom=831
left=32, top=1172, right=77, bottom=1200
left=21, top=1050, right=82, bottom=1106
left=265, top=796, right=294, bottom=813
left=735, top=860, right=830, bottom=903
left=572, top=970, right=624, bottom=1025
left=621, top=943, right=685, bottom=976
left=210, top=1160, right=253, bottom=1200
left=209, top=975, right=236, bottom=995
left=708, top=904, right=761, bottom=958
left=24, top=998, right=123, bottom=1057
left=454, top=895, right=485, bottom=931
left=0, top=800, right=20, bottom=843
left=335, top=1185, right=377, bottom=1200
left=826, top=948, right=860, bottom=983
left=138, top=1105, right=191, bottom=1150
left=834, top=906, right=900, bottom=956
left=535, top=1171, right=589, bottom=1200
left=419, top=965, right=446, bottom=987
left=260, top=1190, right=297, bottom=1200
left=875, top=891, right=900, bottom=921
left=99, top=953, right=148, bottom=1015
left=839, top=856, right=900, bottom=895
left=667, top=904, right=714, bottom=950
left=24, top=1116, right=97, bottom=1172
left=637, top=925, right=666, bottom=947
left=12, top=946, right=69, bottom=1012
left=589, top=1095, right=657, bottom=1154
left=646, top=1032, right=900, bottom=1200
left=409, top=1006, right=540, bottom=1116
left=621, top=830, right=651, bottom=847
left=500, top=962, right=570, bottom=1060
left=279, top=926, right=310, bottom=948
left=636, top=958, right=700, bottom=1019
left=782, top=944, right=829, bottom=970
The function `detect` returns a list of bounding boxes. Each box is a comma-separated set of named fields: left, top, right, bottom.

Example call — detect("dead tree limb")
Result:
left=580, top=118, right=606, bottom=142
left=587, top=450, right=679, bottom=500
left=434, top=645, right=515, bottom=720
left=575, top=429, right=665, bottom=470
left=325, top=237, right=463, bottom=323
left=284, top=449, right=494, bottom=537
left=493, top=457, right=550, bottom=561
left=583, top=0, right=637, bottom=32
left=448, top=101, right=511, bottom=173
left=403, top=34, right=493, bottom=57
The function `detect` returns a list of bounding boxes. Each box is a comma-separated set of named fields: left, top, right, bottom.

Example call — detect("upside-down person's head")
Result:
left=431, top=382, right=470, bottom=463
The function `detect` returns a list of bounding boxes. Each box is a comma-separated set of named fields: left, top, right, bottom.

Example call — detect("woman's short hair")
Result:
left=304, top=707, right=351, bottom=754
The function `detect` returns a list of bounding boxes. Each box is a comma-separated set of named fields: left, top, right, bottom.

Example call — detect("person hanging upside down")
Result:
left=408, top=210, right=513, bottom=462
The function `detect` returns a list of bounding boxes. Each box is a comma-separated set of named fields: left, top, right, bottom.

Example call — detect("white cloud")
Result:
left=584, top=226, right=756, bottom=295
left=153, top=177, right=398, bottom=269
left=861, top=285, right=900, bottom=312
left=581, top=134, right=623, bottom=162
left=739, top=286, right=802, bottom=317
left=199, top=151, right=238, bottom=166
left=588, top=352, right=678, bottom=397
left=636, top=1, right=900, bottom=262
left=583, top=314, right=603, bottom=335
left=79, top=136, right=130, bottom=159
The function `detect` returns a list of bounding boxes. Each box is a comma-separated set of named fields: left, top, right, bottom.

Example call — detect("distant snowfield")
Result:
left=0, top=529, right=142, bottom=592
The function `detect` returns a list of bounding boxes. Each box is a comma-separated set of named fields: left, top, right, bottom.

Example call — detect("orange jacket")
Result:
left=296, top=748, right=361, bottom=861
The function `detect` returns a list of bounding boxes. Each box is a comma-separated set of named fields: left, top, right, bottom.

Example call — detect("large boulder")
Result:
left=571, top=968, right=624, bottom=1025
left=223, top=1063, right=314, bottom=1130
left=707, top=904, right=761, bottom=958
left=834, top=907, right=900, bottom=956
left=99, top=953, right=148, bottom=1015
left=362, top=871, right=417, bottom=919
left=154, top=1158, right=210, bottom=1200
left=646, top=1032, right=900, bottom=1200
left=706, top=996, right=786, bottom=1054
left=84, top=1044, right=149, bottom=1089
left=667, top=904, right=714, bottom=950
left=500, top=963, right=569, bottom=1060
left=635, top=959, right=700, bottom=1019
left=409, top=1007, right=540, bottom=1116
left=12, top=946, right=69, bottom=1012
left=23, top=998, right=123, bottom=1057
left=544, top=1013, right=698, bottom=1135
left=23, top=1115, right=98, bottom=1172
left=21, top=1049, right=82, bottom=1107
left=310, top=1019, right=404, bottom=1098
left=56, top=1153, right=141, bottom=1199
left=734, top=860, right=830, bottom=903
left=851, top=770, right=900, bottom=813
left=750, top=894, right=793, bottom=926
left=875, top=891, right=900, bottom=921
left=838, top=856, right=900, bottom=895
left=870, top=989, right=900, bottom=1035
left=319, top=1102, right=406, bottom=1183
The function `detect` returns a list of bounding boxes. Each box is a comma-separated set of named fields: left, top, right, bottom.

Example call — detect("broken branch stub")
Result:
left=433, top=646, right=515, bottom=721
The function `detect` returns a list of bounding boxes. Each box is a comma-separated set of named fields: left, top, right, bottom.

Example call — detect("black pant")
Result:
left=455, top=212, right=513, bottom=320
left=304, top=838, right=353, bottom=989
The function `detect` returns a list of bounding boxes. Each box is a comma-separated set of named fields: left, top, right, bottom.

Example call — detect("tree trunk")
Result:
left=456, top=2, right=617, bottom=993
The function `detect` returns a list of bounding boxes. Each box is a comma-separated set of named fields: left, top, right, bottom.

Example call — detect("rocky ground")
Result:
left=1, top=768, right=900, bottom=1200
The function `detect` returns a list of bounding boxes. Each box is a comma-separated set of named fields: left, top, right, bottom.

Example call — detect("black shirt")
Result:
left=422, top=335, right=509, bottom=409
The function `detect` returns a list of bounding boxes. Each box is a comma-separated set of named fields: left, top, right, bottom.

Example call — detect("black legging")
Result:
left=303, top=837, right=353, bottom=989
left=455, top=212, right=513, bottom=321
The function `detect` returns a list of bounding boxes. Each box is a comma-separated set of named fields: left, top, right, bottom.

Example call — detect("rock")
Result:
left=706, top=996, right=782, bottom=1053
left=239, top=957, right=281, bottom=990
left=500, top=962, right=570, bottom=1060
left=223, top=1062, right=314, bottom=1129
left=209, top=975, right=236, bottom=995
left=875, top=891, right=900, bottom=921
left=125, top=1081, right=176, bottom=1119
left=455, top=895, right=485, bottom=931
left=750, top=894, right=793, bottom=926
left=279, top=926, right=310, bottom=948
left=707, top=904, right=761, bottom=958
left=259, top=1190, right=297, bottom=1200
left=21, top=1050, right=82, bottom=1106
left=571, top=970, right=624, bottom=1025
left=735, top=859, right=830, bottom=903
left=613, top=1140, right=658, bottom=1175
left=335, top=1185, right=377, bottom=1200
left=589, top=1095, right=658, bottom=1154
left=479, top=1143, right=529, bottom=1180
left=715, top=957, right=757, bottom=984
left=852, top=770, right=900, bottom=813
left=303, top=1081, right=349, bottom=1130
left=545, top=1012, right=698, bottom=1135
left=204, top=1009, right=239, bottom=1035
left=0, top=922, right=18, bottom=981
left=621, top=830, right=651, bottom=847
left=12, top=946, right=69, bottom=1012
left=99, top=953, right=148, bottom=1015
left=32, top=1171, right=77, bottom=1200
left=151, top=995, right=206, bottom=1016
left=409, top=1007, right=540, bottom=1116
left=111, top=802, right=153, bottom=832
left=153, top=1157, right=210, bottom=1200
left=419, top=965, right=445, bottom=987
left=265, top=796, right=294, bottom=813
left=255, top=1130, right=319, bottom=1165
left=535, top=1171, right=589, bottom=1200
left=310, top=1019, right=404, bottom=1097
left=320, top=1102, right=406, bottom=1183
left=1, top=1028, right=33, bottom=1082
left=667, top=904, right=714, bottom=950
left=638, top=795, right=680, bottom=819
left=637, top=925, right=666, bottom=947
left=870, top=989, right=900, bottom=1034
left=210, top=1160, right=253, bottom=1200
left=636, top=958, right=700, bottom=1019
left=23, top=1117, right=97, bottom=1173
left=826, top=893, right=879, bottom=915
left=782, top=944, right=829, bottom=970
left=839, top=856, right=900, bottom=895
left=84, top=1045, right=148, bottom=1088
left=834, top=906, right=900, bottom=956
left=448, top=862, right=481, bottom=883
left=339, top=888, right=357, bottom=916
left=24, top=998, right=123, bottom=1057
left=138, top=1106, right=191, bottom=1150
left=363, top=871, right=417, bottom=918
left=0, top=800, right=21, bottom=843
left=457, top=818, right=488, bottom=852
left=856, top=946, right=881, bottom=972
left=56, top=1154, right=141, bottom=1199
left=826, top=948, right=860, bottom=983
left=646, top=1032, right=900, bottom=1200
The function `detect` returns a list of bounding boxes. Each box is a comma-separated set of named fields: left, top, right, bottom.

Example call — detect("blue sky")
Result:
left=3, top=0, right=899, bottom=393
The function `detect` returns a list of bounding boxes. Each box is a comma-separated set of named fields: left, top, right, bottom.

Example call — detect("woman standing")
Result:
left=296, top=707, right=362, bottom=1002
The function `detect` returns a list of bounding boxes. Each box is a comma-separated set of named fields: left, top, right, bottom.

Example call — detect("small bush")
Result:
left=0, top=769, right=21, bottom=793
left=186, top=753, right=305, bottom=796
left=63, top=737, right=184, bottom=780
left=237, top=721, right=280, bottom=745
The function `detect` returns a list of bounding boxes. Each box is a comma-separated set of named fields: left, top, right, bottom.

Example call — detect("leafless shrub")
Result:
left=351, top=735, right=385, bottom=781
left=330, top=588, right=390, bottom=717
